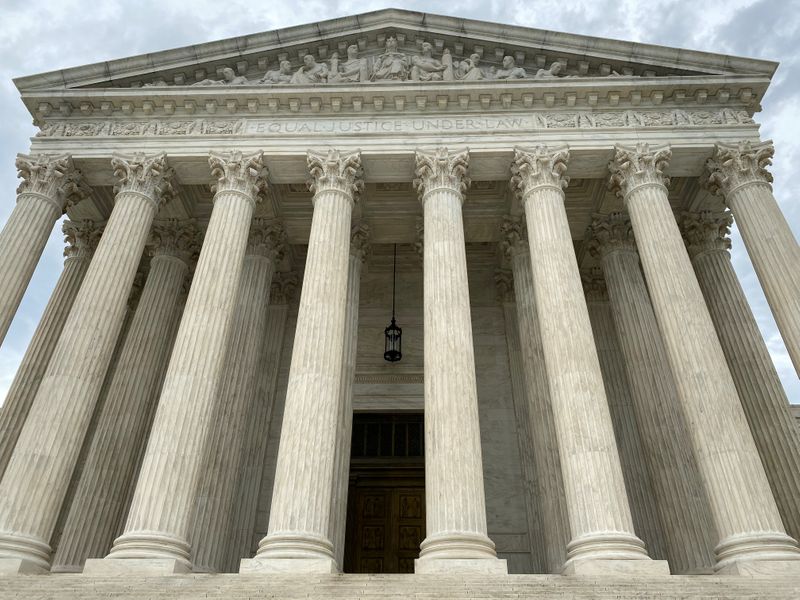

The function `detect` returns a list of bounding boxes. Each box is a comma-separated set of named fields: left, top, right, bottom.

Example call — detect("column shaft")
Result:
left=0, top=152, right=172, bottom=574
left=51, top=221, right=195, bottom=572
left=99, top=151, right=264, bottom=574
left=611, top=143, right=800, bottom=575
left=684, top=211, right=800, bottom=543
left=0, top=221, right=99, bottom=478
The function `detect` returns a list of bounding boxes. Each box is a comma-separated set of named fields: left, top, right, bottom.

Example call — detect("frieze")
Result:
left=34, top=109, right=754, bottom=139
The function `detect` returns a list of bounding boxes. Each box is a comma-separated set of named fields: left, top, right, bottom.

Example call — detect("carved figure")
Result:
left=371, top=36, right=409, bottom=81
left=259, top=60, right=293, bottom=84
left=328, top=45, right=369, bottom=83
left=290, top=55, right=328, bottom=84
left=192, top=67, right=248, bottom=86
left=410, top=42, right=447, bottom=82
left=143, top=78, right=168, bottom=87
left=456, top=53, right=484, bottom=81
left=534, top=62, right=564, bottom=79
left=493, top=56, right=527, bottom=79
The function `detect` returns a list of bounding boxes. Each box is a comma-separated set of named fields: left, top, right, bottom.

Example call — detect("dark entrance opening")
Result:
left=343, top=412, right=425, bottom=574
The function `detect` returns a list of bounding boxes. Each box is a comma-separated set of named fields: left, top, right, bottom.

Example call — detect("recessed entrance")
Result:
left=344, top=412, right=425, bottom=574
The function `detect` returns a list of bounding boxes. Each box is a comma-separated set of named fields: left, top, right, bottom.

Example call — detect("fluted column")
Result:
left=225, top=273, right=296, bottom=572
left=682, top=210, right=800, bottom=544
left=412, top=147, right=505, bottom=575
left=51, top=220, right=198, bottom=573
left=511, top=145, right=662, bottom=576
left=587, top=213, right=717, bottom=574
left=0, top=220, right=101, bottom=479
left=90, top=151, right=266, bottom=575
left=610, top=143, right=800, bottom=575
left=242, top=149, right=363, bottom=575
left=330, top=224, right=369, bottom=570
left=0, top=152, right=173, bottom=574
left=704, top=141, right=800, bottom=374
left=0, top=154, right=88, bottom=345
left=582, top=270, right=668, bottom=565
left=190, top=220, right=285, bottom=573
left=500, top=218, right=569, bottom=574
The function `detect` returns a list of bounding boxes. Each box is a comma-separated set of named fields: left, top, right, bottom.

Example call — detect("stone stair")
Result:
left=0, top=574, right=798, bottom=599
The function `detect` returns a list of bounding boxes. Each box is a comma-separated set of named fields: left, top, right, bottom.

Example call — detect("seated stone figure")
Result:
left=291, top=54, right=328, bottom=84
left=410, top=42, right=447, bottom=81
left=534, top=61, right=564, bottom=79
left=192, top=67, right=248, bottom=86
left=371, top=36, right=409, bottom=81
left=259, top=60, right=293, bottom=84
left=328, top=45, right=369, bottom=83
left=493, top=56, right=527, bottom=79
left=456, top=53, right=484, bottom=80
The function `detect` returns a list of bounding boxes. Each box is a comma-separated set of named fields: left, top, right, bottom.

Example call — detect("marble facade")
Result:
left=0, top=9, right=798, bottom=599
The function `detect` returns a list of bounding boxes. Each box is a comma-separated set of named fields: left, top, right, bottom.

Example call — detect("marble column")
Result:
left=511, top=145, right=663, bottom=576
left=242, top=149, right=362, bottom=575
left=587, top=213, right=717, bottom=574
left=682, top=210, right=800, bottom=543
left=500, top=218, right=569, bottom=574
left=0, top=220, right=101, bottom=479
left=0, top=152, right=173, bottom=574
left=582, top=270, right=668, bottom=565
left=225, top=273, right=296, bottom=572
left=331, top=224, right=369, bottom=570
left=92, top=151, right=266, bottom=575
left=190, top=219, right=284, bottom=573
left=412, top=147, right=505, bottom=575
left=609, top=143, right=800, bottom=575
left=51, top=220, right=198, bottom=572
left=704, top=141, right=800, bottom=374
left=0, top=154, right=88, bottom=346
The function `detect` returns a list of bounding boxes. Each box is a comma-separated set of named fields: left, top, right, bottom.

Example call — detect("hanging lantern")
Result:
left=384, top=244, right=402, bottom=362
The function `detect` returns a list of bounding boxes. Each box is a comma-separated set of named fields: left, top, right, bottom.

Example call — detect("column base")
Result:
left=415, top=557, right=508, bottom=574
left=0, top=558, right=49, bottom=575
left=239, top=556, right=338, bottom=574
left=562, top=558, right=670, bottom=577
left=83, top=558, right=191, bottom=576
left=714, top=531, right=800, bottom=573
left=715, top=560, right=800, bottom=577
left=50, top=564, right=83, bottom=574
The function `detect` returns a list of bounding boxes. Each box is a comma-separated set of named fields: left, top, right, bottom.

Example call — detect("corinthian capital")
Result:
left=209, top=150, right=268, bottom=205
left=681, top=211, right=733, bottom=259
left=581, top=267, right=608, bottom=302
left=111, top=152, right=176, bottom=207
left=248, top=218, right=286, bottom=260
left=62, top=220, right=103, bottom=260
left=413, top=147, right=470, bottom=204
left=499, top=215, right=527, bottom=262
left=306, top=149, right=364, bottom=202
left=703, top=140, right=774, bottom=197
left=350, top=223, right=371, bottom=262
left=16, top=153, right=89, bottom=212
left=147, top=219, right=202, bottom=265
left=608, top=143, right=671, bottom=198
left=585, top=212, right=637, bottom=259
left=494, top=268, right=514, bottom=303
left=510, top=145, right=569, bottom=204
left=270, top=271, right=299, bottom=305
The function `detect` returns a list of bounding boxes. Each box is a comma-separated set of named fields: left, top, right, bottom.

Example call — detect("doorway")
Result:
left=344, top=412, right=425, bottom=574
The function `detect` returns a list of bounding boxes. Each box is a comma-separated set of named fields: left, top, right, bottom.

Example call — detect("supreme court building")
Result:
left=0, top=8, right=799, bottom=599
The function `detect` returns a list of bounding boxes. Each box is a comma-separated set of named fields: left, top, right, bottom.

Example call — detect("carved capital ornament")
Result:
left=608, top=143, right=671, bottom=199
left=510, top=145, right=570, bottom=204
left=586, top=212, right=637, bottom=258
left=703, top=140, right=774, bottom=198
left=62, top=220, right=103, bottom=260
left=306, top=149, right=364, bottom=203
left=499, top=215, right=527, bottom=262
left=111, top=151, right=176, bottom=208
left=681, top=210, right=733, bottom=259
left=350, top=223, right=371, bottom=263
left=147, top=219, right=202, bottom=265
left=247, top=218, right=286, bottom=260
left=581, top=267, right=608, bottom=303
left=16, top=153, right=88, bottom=213
left=208, top=150, right=268, bottom=205
left=413, top=147, right=470, bottom=204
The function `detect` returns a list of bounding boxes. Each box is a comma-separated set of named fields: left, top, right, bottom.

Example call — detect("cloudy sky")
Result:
left=0, top=0, right=797, bottom=403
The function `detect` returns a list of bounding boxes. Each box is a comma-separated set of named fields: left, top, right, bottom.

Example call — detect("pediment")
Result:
left=14, top=9, right=776, bottom=93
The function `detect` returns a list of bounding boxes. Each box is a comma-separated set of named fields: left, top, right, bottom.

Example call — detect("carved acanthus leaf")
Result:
left=586, top=212, right=637, bottom=258
left=62, top=220, right=103, bottom=259
left=703, top=140, right=774, bottom=197
left=494, top=268, right=515, bottom=303
left=270, top=271, right=299, bottom=304
left=208, top=150, right=268, bottom=203
left=681, top=210, right=733, bottom=258
left=499, top=215, right=527, bottom=262
left=510, top=145, right=570, bottom=204
left=350, top=223, right=371, bottom=262
left=306, top=149, right=364, bottom=201
left=413, top=147, right=470, bottom=203
left=111, top=152, right=176, bottom=207
left=581, top=267, right=608, bottom=302
left=16, top=153, right=88, bottom=212
left=147, top=219, right=202, bottom=264
left=248, top=218, right=286, bottom=260
left=608, top=143, right=671, bottom=198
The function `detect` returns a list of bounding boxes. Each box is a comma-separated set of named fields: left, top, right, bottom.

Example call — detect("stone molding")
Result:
left=147, top=219, right=202, bottom=264
left=208, top=150, right=268, bottom=204
left=608, top=143, right=672, bottom=200
left=62, top=220, right=102, bottom=260
left=110, top=151, right=176, bottom=207
left=413, top=147, right=470, bottom=203
left=306, top=148, right=364, bottom=202
left=15, top=153, right=88, bottom=212
left=586, top=212, right=637, bottom=258
left=681, top=210, right=734, bottom=259
left=703, top=140, right=774, bottom=197
left=510, top=145, right=569, bottom=202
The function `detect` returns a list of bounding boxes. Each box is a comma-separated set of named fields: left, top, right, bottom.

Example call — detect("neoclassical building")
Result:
left=0, top=9, right=798, bottom=599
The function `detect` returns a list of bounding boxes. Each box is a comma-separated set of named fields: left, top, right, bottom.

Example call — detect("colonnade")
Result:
left=0, top=142, right=797, bottom=577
